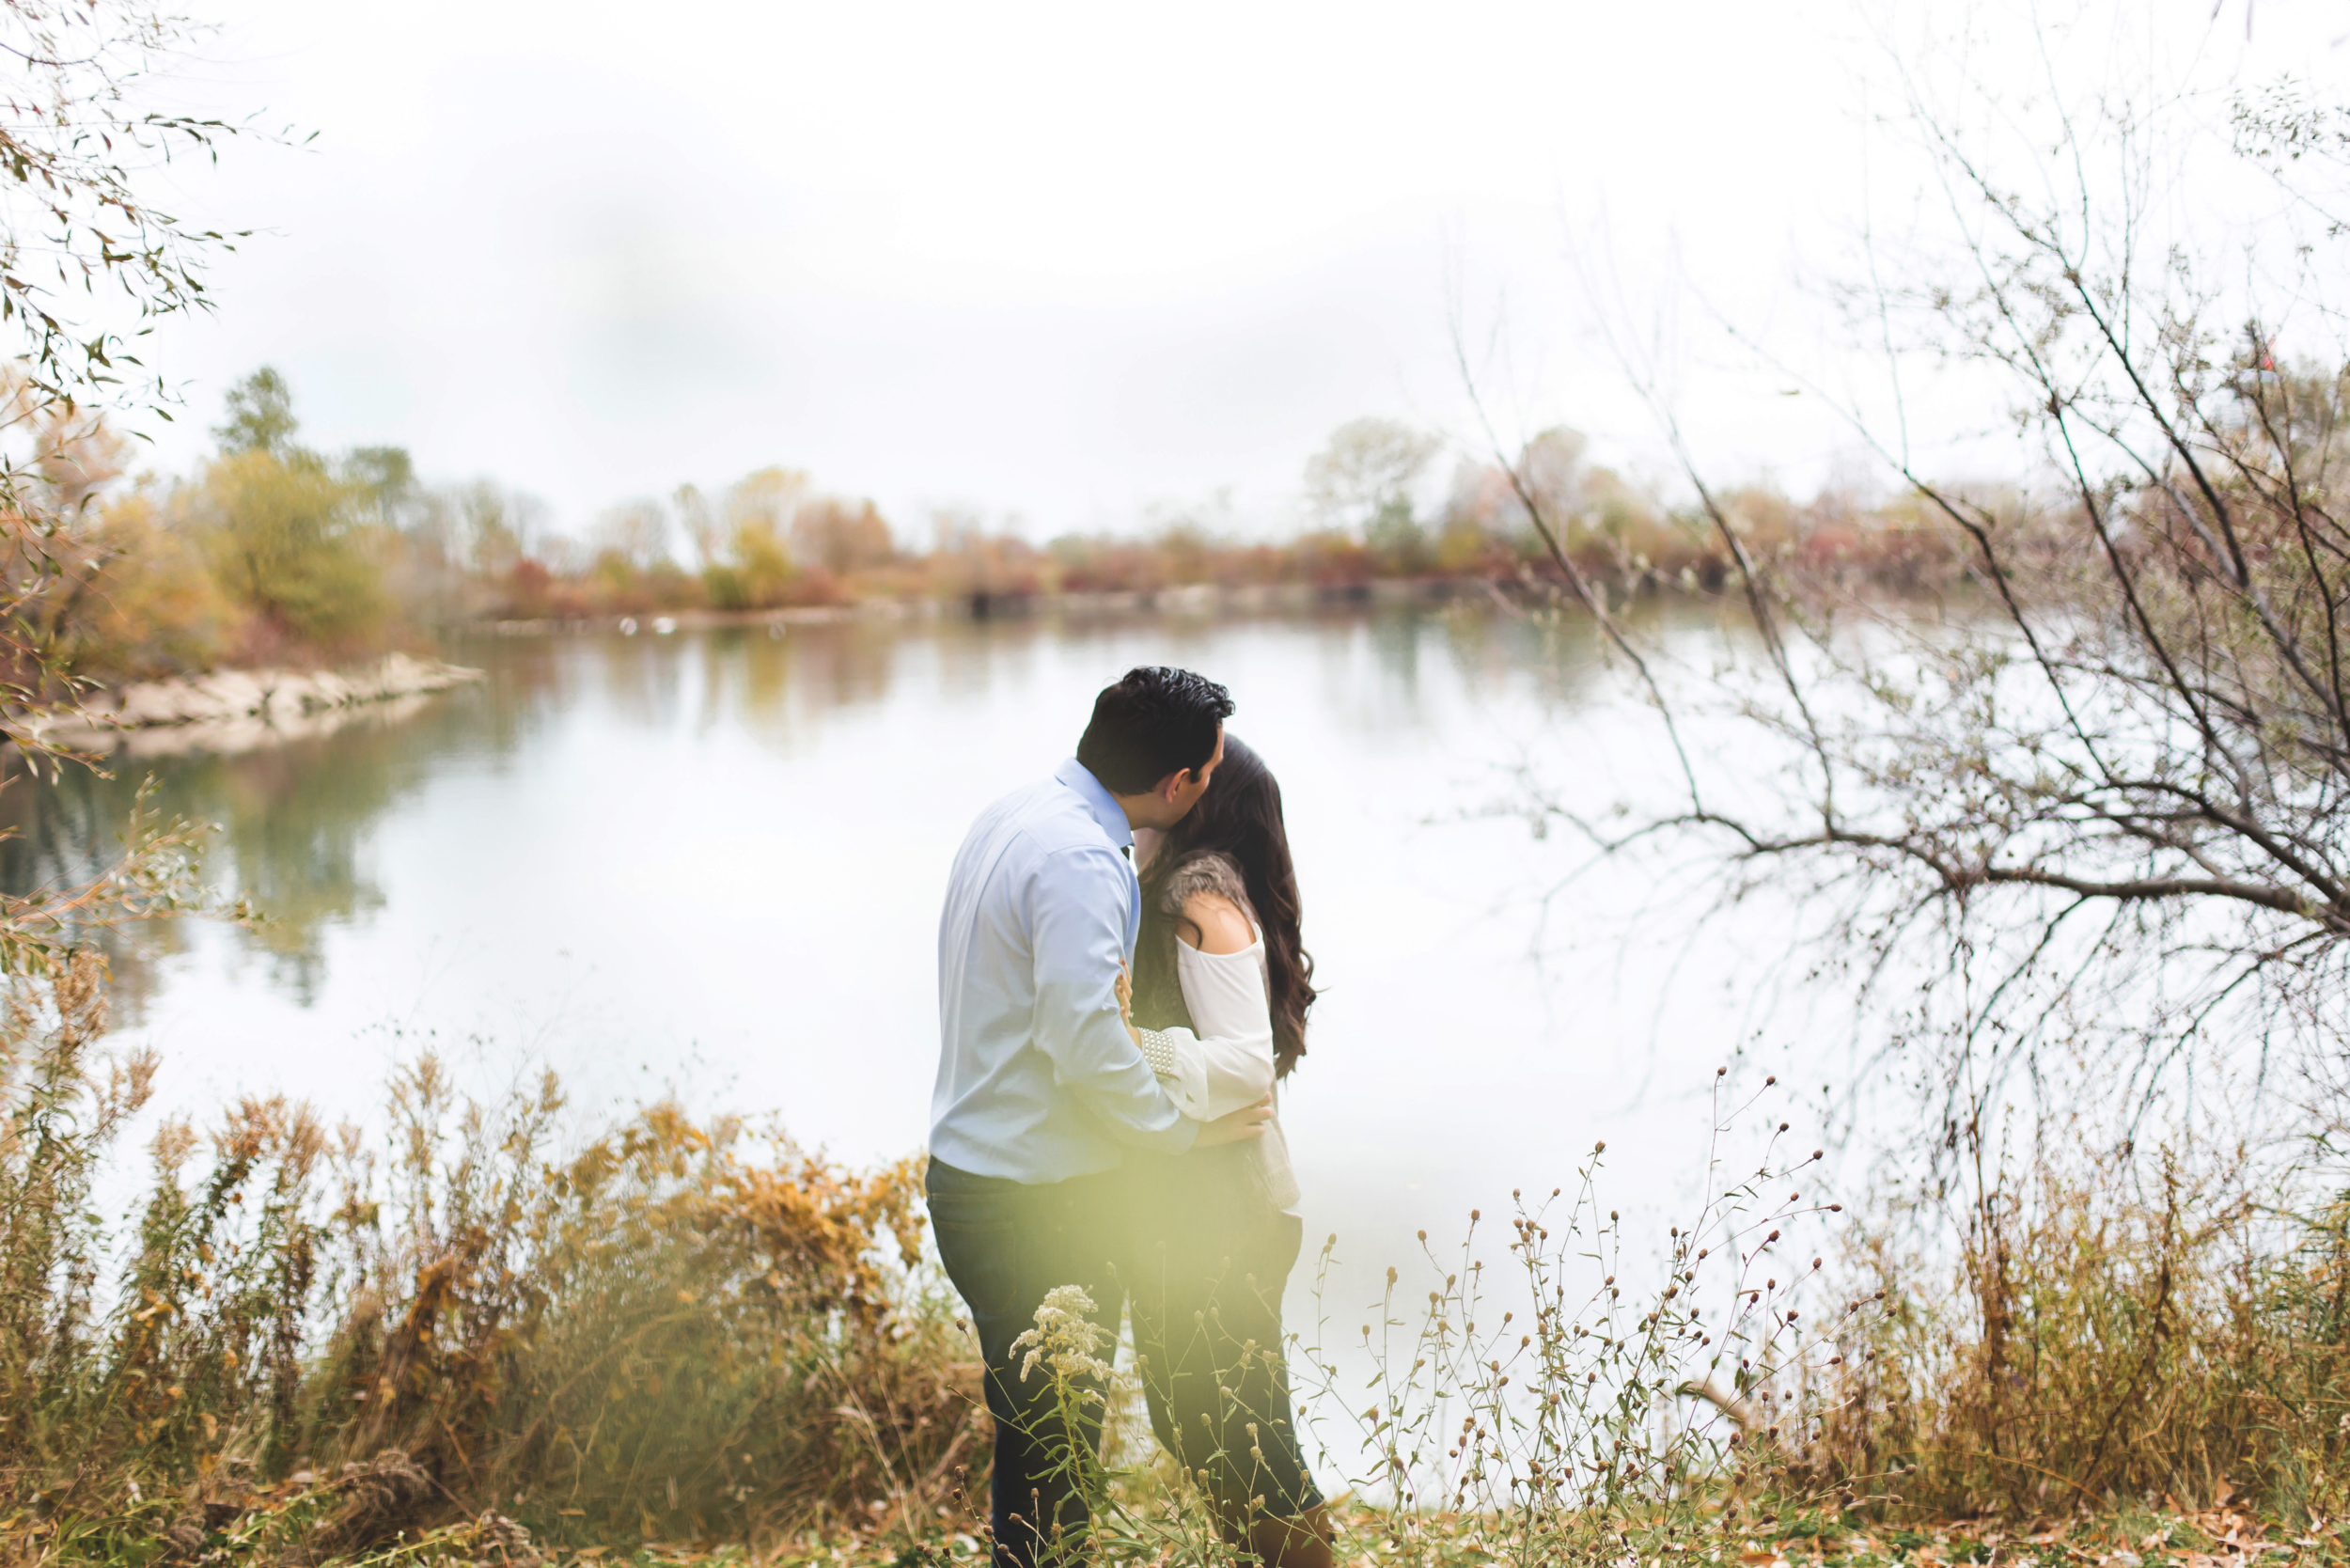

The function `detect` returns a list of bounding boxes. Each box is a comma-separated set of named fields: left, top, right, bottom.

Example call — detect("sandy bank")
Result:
left=20, top=652, right=486, bottom=758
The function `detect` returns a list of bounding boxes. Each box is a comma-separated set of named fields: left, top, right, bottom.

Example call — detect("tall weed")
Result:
left=1807, top=1146, right=2350, bottom=1521
left=0, top=965, right=975, bottom=1559
left=1004, top=1076, right=1870, bottom=1567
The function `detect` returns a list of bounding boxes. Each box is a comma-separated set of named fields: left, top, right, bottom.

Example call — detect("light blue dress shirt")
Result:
left=931, top=758, right=1200, bottom=1184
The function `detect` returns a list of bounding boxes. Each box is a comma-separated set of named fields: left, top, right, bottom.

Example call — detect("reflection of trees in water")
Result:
left=1371, top=608, right=1427, bottom=704
left=1434, top=598, right=1740, bottom=714
left=933, top=618, right=1044, bottom=702
left=0, top=611, right=1685, bottom=1018
left=783, top=621, right=899, bottom=712
left=0, top=625, right=920, bottom=1015
left=0, top=673, right=536, bottom=1011
left=442, top=635, right=566, bottom=764
left=591, top=636, right=691, bottom=729
left=701, top=621, right=905, bottom=741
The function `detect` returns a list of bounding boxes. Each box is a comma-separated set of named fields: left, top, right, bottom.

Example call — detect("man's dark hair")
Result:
left=1075, top=666, right=1234, bottom=794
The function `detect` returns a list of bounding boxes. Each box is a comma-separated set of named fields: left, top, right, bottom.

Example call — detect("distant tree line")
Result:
left=26, top=372, right=1964, bottom=683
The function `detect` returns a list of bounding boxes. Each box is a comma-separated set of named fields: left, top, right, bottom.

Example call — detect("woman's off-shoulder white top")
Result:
left=1157, top=917, right=1301, bottom=1215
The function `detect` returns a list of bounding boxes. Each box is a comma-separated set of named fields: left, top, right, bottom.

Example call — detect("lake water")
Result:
left=2, top=606, right=1844, bottom=1327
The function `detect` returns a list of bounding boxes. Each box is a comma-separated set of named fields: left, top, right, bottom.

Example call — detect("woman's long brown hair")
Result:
left=1133, top=732, right=1318, bottom=1077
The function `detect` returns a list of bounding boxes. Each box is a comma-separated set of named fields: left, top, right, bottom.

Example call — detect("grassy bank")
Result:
left=29, top=1472, right=2337, bottom=1566
left=11, top=960, right=2345, bottom=1564
left=751, top=1492, right=2341, bottom=1568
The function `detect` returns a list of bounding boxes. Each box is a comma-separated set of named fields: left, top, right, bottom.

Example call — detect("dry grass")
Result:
left=0, top=963, right=979, bottom=1564
left=1793, top=1149, right=2350, bottom=1525
left=18, top=955, right=2350, bottom=1563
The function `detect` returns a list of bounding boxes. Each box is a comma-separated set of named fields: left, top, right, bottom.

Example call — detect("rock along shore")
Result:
left=20, top=652, right=487, bottom=757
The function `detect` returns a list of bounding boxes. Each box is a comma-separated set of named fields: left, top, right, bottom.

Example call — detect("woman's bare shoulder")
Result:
left=1178, top=889, right=1257, bottom=954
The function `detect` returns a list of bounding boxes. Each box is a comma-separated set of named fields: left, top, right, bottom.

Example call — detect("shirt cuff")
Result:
left=1137, top=1027, right=1182, bottom=1078
left=1137, top=1026, right=1211, bottom=1121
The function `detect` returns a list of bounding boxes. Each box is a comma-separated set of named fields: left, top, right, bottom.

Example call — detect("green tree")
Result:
left=1303, top=416, right=1439, bottom=541
left=700, top=468, right=811, bottom=608
left=212, top=367, right=300, bottom=459
left=345, top=445, right=416, bottom=522
left=196, top=449, right=380, bottom=651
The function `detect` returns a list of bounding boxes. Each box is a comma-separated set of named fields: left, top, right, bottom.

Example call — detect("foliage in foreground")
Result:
left=1808, top=1144, right=2350, bottom=1525
left=753, top=1490, right=2342, bottom=1568
left=1, top=961, right=977, bottom=1561
left=21, top=1005, right=2350, bottom=1564
left=24, top=1458, right=2339, bottom=1567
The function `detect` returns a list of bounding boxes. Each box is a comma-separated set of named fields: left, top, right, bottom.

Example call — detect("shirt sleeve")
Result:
left=1138, top=1025, right=1213, bottom=1120
left=1029, top=844, right=1200, bottom=1153
left=1153, top=949, right=1277, bottom=1121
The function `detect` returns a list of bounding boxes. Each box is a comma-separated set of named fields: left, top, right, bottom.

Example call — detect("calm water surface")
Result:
left=4, top=607, right=1836, bottom=1309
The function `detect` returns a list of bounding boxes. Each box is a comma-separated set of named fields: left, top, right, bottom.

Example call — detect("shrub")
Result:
left=1803, top=1150, right=2350, bottom=1521
left=0, top=965, right=976, bottom=1558
left=194, top=449, right=384, bottom=656
left=60, top=491, right=243, bottom=680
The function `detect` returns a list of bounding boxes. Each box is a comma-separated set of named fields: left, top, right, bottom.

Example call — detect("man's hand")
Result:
left=1116, top=962, right=1142, bottom=1048
left=1193, top=1093, right=1274, bottom=1148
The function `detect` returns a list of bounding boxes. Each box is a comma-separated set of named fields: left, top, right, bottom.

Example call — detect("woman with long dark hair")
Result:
left=1119, top=733, right=1330, bottom=1568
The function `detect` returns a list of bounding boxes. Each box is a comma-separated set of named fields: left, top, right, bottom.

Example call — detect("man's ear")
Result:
left=1155, top=768, right=1185, bottom=804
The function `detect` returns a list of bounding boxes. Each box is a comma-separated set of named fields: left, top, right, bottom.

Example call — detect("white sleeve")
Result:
left=1160, top=949, right=1277, bottom=1121
left=1137, top=1025, right=1214, bottom=1121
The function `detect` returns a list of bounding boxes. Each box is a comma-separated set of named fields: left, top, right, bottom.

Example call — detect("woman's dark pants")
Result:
left=1123, top=1146, right=1324, bottom=1529
left=927, top=1158, right=1125, bottom=1568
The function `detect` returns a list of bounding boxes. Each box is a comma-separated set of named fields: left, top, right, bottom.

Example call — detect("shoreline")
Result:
left=469, top=574, right=1543, bottom=637
left=16, top=651, right=486, bottom=756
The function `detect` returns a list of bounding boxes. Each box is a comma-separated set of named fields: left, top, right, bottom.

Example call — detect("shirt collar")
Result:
left=1053, top=758, right=1135, bottom=855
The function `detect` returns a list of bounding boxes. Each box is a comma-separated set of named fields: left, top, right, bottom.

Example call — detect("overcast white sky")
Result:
left=111, top=0, right=2347, bottom=544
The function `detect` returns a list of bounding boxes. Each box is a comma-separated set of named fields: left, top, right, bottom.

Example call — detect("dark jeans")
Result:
left=927, top=1158, right=1126, bottom=1568
left=1122, top=1144, right=1324, bottom=1526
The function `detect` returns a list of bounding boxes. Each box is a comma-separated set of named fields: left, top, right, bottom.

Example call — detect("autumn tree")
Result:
left=1521, top=21, right=2350, bottom=1131
left=791, top=494, right=893, bottom=575
left=0, top=0, right=260, bottom=967
left=1303, top=416, right=1440, bottom=556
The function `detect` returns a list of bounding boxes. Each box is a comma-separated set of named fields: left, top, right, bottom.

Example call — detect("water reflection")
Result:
left=0, top=603, right=1653, bottom=1055
left=4, top=706, right=452, bottom=1007
left=0, top=607, right=1639, bottom=1019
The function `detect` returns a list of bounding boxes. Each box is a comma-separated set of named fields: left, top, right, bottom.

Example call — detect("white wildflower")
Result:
left=1010, top=1283, right=1114, bottom=1387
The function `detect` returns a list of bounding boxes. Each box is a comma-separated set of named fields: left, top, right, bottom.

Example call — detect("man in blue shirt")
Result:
left=929, top=666, right=1267, bottom=1568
